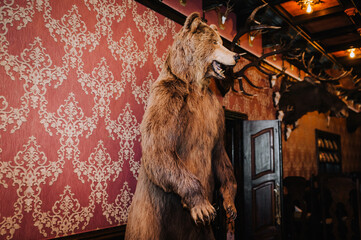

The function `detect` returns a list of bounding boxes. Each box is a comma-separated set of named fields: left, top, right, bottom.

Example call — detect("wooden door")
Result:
left=243, top=120, right=283, bottom=240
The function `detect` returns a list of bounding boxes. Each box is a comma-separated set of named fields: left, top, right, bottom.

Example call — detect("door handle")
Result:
left=274, top=184, right=281, bottom=226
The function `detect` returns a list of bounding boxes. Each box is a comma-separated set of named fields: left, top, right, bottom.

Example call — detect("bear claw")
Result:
left=190, top=201, right=216, bottom=225
left=226, top=205, right=237, bottom=221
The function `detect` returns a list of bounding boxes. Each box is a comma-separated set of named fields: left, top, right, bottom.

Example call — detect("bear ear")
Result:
left=184, top=12, right=201, bottom=32
left=210, top=24, right=218, bottom=32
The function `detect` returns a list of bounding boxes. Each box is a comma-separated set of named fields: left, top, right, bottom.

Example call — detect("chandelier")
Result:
left=296, top=0, right=324, bottom=13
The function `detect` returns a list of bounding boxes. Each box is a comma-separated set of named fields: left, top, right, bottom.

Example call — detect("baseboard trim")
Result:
left=52, top=225, right=126, bottom=240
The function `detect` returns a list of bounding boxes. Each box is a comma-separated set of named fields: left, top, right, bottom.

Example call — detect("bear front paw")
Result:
left=224, top=202, right=237, bottom=221
left=190, top=200, right=216, bottom=225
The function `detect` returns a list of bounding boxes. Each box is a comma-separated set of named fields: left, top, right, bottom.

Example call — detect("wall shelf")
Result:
left=316, top=129, right=342, bottom=174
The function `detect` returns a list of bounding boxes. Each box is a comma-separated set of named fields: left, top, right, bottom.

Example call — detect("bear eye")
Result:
left=213, top=40, right=218, bottom=45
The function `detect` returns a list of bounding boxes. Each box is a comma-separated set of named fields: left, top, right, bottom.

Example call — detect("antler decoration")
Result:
left=215, top=3, right=284, bottom=97
left=232, top=3, right=281, bottom=48
left=223, top=0, right=234, bottom=19
left=216, top=0, right=234, bottom=29
left=354, top=76, right=361, bottom=86
left=302, top=52, right=353, bottom=83
left=229, top=33, right=302, bottom=96
left=336, top=84, right=361, bottom=112
left=232, top=49, right=283, bottom=96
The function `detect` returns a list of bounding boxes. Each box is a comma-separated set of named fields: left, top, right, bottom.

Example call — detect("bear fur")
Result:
left=125, top=13, right=238, bottom=240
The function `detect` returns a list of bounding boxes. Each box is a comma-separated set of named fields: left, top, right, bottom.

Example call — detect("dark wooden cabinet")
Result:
left=315, top=129, right=342, bottom=174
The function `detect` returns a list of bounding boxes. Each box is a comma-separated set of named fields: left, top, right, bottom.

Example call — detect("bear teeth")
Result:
left=212, top=61, right=225, bottom=79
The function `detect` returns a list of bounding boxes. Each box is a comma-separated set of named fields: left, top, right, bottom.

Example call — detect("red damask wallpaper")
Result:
left=0, top=0, right=179, bottom=239
left=1, top=0, right=361, bottom=239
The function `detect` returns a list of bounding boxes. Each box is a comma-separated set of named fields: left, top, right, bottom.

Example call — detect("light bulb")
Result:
left=350, top=49, right=356, bottom=58
left=306, top=4, right=312, bottom=13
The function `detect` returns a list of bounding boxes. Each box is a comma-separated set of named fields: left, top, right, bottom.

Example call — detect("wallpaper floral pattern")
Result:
left=0, top=0, right=178, bottom=239
left=1, top=0, right=361, bottom=239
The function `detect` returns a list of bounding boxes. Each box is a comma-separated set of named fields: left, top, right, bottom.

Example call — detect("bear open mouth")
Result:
left=212, top=60, right=226, bottom=79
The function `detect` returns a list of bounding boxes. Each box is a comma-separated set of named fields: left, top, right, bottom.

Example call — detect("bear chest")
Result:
left=178, top=93, right=221, bottom=152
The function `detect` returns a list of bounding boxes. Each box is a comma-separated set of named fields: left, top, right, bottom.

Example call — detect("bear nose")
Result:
left=233, top=54, right=241, bottom=62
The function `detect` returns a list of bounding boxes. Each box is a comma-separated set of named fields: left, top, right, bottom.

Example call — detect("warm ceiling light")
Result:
left=296, top=0, right=323, bottom=13
left=349, top=48, right=356, bottom=58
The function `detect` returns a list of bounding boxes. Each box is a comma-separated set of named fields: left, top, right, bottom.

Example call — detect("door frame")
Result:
left=224, top=109, right=247, bottom=240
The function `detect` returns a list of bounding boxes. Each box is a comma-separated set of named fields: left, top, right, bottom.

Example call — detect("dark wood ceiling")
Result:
left=276, top=0, right=361, bottom=75
left=204, top=0, right=361, bottom=78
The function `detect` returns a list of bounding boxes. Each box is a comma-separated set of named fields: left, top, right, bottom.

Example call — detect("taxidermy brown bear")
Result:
left=125, top=12, right=239, bottom=240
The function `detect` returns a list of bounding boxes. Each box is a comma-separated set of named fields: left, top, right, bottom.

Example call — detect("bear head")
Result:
left=165, top=13, right=240, bottom=88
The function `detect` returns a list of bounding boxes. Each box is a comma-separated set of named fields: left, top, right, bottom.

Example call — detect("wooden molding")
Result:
left=53, top=225, right=126, bottom=240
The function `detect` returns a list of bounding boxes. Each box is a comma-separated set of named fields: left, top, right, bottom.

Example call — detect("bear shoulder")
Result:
left=149, top=77, right=189, bottom=107
left=154, top=77, right=188, bottom=96
left=141, top=77, right=188, bottom=135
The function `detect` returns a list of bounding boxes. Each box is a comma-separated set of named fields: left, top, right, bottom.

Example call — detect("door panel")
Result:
left=252, top=128, right=275, bottom=179
left=253, top=181, right=275, bottom=232
left=243, top=120, right=282, bottom=240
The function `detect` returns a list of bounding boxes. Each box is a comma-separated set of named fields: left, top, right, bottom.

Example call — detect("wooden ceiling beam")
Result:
left=134, top=0, right=185, bottom=25
left=336, top=56, right=361, bottom=65
left=233, top=0, right=290, bottom=17
left=338, top=0, right=361, bottom=27
left=336, top=58, right=361, bottom=75
left=337, top=0, right=355, bottom=9
left=311, top=25, right=357, bottom=41
left=266, top=1, right=340, bottom=66
left=293, top=6, right=345, bottom=24
left=326, top=40, right=361, bottom=52
left=268, top=0, right=290, bottom=6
